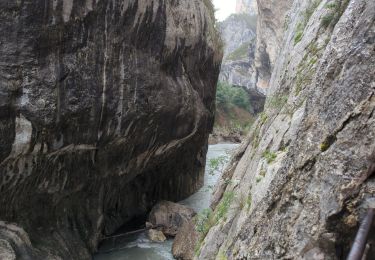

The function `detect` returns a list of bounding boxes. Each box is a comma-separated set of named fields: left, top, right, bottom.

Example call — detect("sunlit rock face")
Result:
left=0, top=0, right=222, bottom=258
left=197, top=0, right=375, bottom=259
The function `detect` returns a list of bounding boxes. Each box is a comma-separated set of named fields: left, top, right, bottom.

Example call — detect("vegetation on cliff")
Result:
left=210, top=82, right=256, bottom=143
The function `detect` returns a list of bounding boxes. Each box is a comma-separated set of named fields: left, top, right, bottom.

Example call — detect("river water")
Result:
left=94, top=143, right=239, bottom=260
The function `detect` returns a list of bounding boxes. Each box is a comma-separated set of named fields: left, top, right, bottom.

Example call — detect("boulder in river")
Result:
left=0, top=239, right=16, bottom=260
left=172, top=219, right=199, bottom=260
left=148, top=201, right=196, bottom=236
left=147, top=229, right=166, bottom=243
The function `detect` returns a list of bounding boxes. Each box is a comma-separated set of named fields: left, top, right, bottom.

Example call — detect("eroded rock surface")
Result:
left=147, top=229, right=166, bottom=242
left=218, top=13, right=259, bottom=92
left=255, top=0, right=293, bottom=90
left=0, top=0, right=221, bottom=258
left=198, top=0, right=375, bottom=259
left=172, top=219, right=199, bottom=260
left=148, top=201, right=196, bottom=236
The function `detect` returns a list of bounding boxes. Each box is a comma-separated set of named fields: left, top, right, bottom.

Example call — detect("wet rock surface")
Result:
left=147, top=229, right=166, bottom=243
left=148, top=201, right=196, bottom=237
left=0, top=0, right=221, bottom=258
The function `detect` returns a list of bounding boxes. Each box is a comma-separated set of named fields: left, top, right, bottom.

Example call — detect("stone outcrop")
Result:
left=0, top=0, right=221, bottom=259
left=147, top=229, right=166, bottom=242
left=172, top=219, right=199, bottom=260
left=236, top=0, right=258, bottom=15
left=254, top=0, right=293, bottom=91
left=214, top=13, right=265, bottom=144
left=219, top=40, right=258, bottom=91
left=218, top=13, right=257, bottom=92
left=197, top=0, right=375, bottom=259
left=219, top=14, right=256, bottom=60
left=148, top=201, right=196, bottom=237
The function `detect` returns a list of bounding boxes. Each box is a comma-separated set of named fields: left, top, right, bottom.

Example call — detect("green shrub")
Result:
left=319, top=142, right=329, bottom=151
left=234, top=192, right=249, bottom=210
left=217, top=250, right=228, bottom=260
left=194, top=191, right=236, bottom=256
left=325, top=2, right=338, bottom=9
left=259, top=112, right=268, bottom=124
left=262, top=150, right=277, bottom=163
left=208, top=155, right=228, bottom=176
left=294, top=31, right=304, bottom=45
left=266, top=95, right=288, bottom=109
left=294, top=0, right=321, bottom=45
left=319, top=135, right=337, bottom=152
left=246, top=194, right=252, bottom=209
left=252, top=124, right=261, bottom=149
left=195, top=208, right=214, bottom=235
left=321, top=13, right=335, bottom=28
left=321, top=0, right=350, bottom=30
left=304, top=0, right=321, bottom=21
left=226, top=41, right=252, bottom=61
left=216, top=81, right=252, bottom=111
left=215, top=191, right=234, bottom=221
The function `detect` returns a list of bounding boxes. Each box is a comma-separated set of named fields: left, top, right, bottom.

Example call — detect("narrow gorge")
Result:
left=0, top=0, right=374, bottom=259
left=211, top=5, right=266, bottom=144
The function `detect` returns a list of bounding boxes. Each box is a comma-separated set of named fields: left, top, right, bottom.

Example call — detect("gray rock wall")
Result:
left=0, top=0, right=222, bottom=259
left=198, top=0, right=375, bottom=258
left=218, top=13, right=264, bottom=100
left=255, top=0, right=293, bottom=91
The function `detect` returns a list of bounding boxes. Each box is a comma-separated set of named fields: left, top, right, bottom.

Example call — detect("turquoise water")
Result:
left=94, top=143, right=239, bottom=260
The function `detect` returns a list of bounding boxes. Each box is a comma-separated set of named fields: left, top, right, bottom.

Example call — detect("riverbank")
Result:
left=93, top=143, right=239, bottom=259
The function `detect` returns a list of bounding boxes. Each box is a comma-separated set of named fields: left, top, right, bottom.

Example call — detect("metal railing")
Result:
left=347, top=208, right=374, bottom=260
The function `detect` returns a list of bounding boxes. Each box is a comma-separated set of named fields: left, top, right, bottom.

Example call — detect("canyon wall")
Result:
left=255, top=0, right=293, bottom=91
left=0, top=0, right=222, bottom=259
left=197, top=0, right=375, bottom=258
left=212, top=14, right=263, bottom=144
left=236, top=0, right=258, bottom=15
left=218, top=14, right=257, bottom=91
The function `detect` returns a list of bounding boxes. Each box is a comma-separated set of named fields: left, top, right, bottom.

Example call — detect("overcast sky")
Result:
left=213, top=0, right=236, bottom=21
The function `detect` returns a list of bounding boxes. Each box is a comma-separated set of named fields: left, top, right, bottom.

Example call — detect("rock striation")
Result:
left=0, top=0, right=221, bottom=259
left=196, top=0, right=375, bottom=259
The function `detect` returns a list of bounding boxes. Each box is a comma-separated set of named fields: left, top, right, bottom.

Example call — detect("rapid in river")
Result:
left=94, top=143, right=239, bottom=260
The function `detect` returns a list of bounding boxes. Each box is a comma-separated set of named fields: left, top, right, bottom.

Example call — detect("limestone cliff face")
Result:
left=218, top=14, right=261, bottom=92
left=255, top=0, right=292, bottom=91
left=0, top=0, right=221, bottom=259
left=236, top=0, right=258, bottom=15
left=198, top=0, right=375, bottom=258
